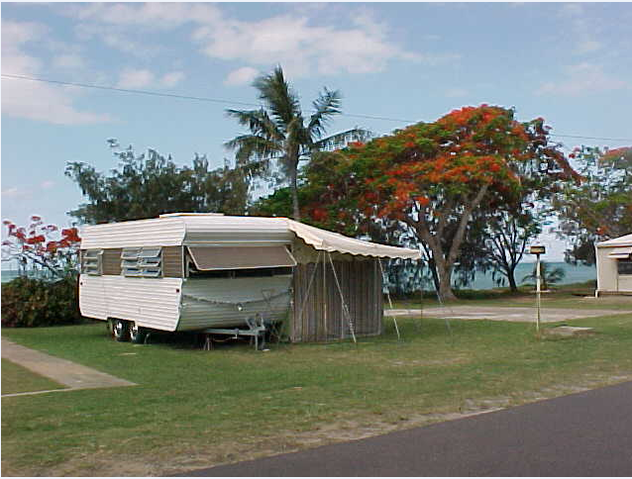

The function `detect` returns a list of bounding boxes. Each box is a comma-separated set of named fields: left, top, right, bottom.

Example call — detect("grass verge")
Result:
left=1, top=358, right=65, bottom=395
left=2, top=309, right=632, bottom=476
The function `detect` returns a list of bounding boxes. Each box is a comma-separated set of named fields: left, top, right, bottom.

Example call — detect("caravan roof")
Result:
left=596, top=233, right=632, bottom=248
left=80, top=214, right=421, bottom=260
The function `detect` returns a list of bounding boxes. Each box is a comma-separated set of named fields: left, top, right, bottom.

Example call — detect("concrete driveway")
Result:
left=386, top=305, right=630, bottom=323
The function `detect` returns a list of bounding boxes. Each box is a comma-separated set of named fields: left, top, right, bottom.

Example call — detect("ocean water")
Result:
left=1, top=269, right=57, bottom=283
left=463, top=261, right=595, bottom=290
left=1, top=261, right=596, bottom=289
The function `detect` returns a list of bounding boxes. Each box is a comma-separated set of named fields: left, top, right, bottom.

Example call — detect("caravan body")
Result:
left=79, top=214, right=296, bottom=332
left=78, top=214, right=421, bottom=340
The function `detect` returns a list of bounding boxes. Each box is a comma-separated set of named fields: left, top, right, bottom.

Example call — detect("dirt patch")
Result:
left=390, top=357, right=468, bottom=367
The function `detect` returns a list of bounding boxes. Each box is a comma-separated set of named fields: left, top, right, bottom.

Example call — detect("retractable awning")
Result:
left=287, top=220, right=421, bottom=260
left=187, top=246, right=296, bottom=271
left=608, top=246, right=632, bottom=259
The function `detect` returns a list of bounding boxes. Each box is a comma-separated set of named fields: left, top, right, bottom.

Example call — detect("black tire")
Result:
left=113, top=319, right=130, bottom=342
left=129, top=323, right=147, bottom=344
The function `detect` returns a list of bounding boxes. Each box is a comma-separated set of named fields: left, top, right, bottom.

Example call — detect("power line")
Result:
left=1, top=73, right=260, bottom=108
left=3, top=73, right=631, bottom=143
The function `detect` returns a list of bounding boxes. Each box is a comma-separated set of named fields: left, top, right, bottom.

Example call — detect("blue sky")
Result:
left=2, top=2, right=631, bottom=262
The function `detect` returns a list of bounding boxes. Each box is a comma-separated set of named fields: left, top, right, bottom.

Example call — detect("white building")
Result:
left=595, top=233, right=632, bottom=296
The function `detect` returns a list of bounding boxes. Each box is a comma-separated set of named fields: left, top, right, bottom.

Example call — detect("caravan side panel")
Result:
left=79, top=275, right=183, bottom=331
left=178, top=276, right=292, bottom=330
left=80, top=218, right=185, bottom=249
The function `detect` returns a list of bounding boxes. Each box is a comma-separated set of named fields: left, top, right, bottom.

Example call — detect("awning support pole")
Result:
left=295, top=250, right=323, bottom=332
left=378, top=258, right=401, bottom=341
left=327, top=252, right=357, bottom=344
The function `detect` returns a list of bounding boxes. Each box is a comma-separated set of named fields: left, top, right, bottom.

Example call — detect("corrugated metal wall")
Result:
left=79, top=275, right=182, bottom=331
left=291, top=258, right=383, bottom=342
left=178, top=275, right=292, bottom=330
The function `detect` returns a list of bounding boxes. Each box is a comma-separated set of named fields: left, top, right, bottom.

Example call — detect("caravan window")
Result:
left=82, top=249, right=103, bottom=275
left=121, top=247, right=163, bottom=277
left=618, top=260, right=632, bottom=275
left=186, top=246, right=295, bottom=279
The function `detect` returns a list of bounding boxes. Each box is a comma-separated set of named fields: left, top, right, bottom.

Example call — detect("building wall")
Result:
left=291, top=257, right=383, bottom=342
left=619, top=275, right=632, bottom=292
left=596, top=248, right=618, bottom=292
left=596, top=247, right=632, bottom=294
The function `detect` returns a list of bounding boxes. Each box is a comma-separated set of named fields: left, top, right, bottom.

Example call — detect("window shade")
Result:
left=187, top=246, right=296, bottom=271
left=608, top=247, right=632, bottom=259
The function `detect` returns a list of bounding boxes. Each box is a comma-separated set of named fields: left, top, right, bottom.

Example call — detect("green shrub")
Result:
left=1, top=276, right=84, bottom=327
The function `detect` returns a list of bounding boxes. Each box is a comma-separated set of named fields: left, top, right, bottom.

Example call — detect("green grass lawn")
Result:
left=1, top=359, right=64, bottom=395
left=3, top=307, right=632, bottom=476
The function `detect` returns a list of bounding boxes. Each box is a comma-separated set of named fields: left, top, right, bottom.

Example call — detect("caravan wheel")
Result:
left=113, top=319, right=130, bottom=342
left=129, top=323, right=147, bottom=344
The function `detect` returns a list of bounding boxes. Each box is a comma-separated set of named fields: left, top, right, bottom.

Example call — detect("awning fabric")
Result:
left=608, top=246, right=632, bottom=259
left=286, top=220, right=421, bottom=260
left=187, top=246, right=296, bottom=271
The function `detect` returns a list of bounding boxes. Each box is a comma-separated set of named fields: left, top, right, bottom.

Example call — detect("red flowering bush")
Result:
left=2, top=215, right=80, bottom=280
left=1, top=215, right=83, bottom=327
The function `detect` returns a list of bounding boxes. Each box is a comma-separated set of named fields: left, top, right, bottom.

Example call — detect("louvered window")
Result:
left=121, top=247, right=162, bottom=277
left=82, top=249, right=103, bottom=275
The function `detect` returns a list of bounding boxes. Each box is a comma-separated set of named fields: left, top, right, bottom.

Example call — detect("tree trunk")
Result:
left=436, top=260, right=457, bottom=301
left=288, top=146, right=301, bottom=221
left=507, top=268, right=518, bottom=292
left=290, top=168, right=300, bottom=221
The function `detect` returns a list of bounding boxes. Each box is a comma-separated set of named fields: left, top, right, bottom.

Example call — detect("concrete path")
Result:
left=386, top=305, right=630, bottom=323
left=1, top=338, right=135, bottom=397
left=185, top=380, right=632, bottom=476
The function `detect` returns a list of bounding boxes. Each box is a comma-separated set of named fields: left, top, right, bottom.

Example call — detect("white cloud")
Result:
left=63, top=4, right=436, bottom=81
left=116, top=69, right=186, bottom=89
left=40, top=181, right=55, bottom=189
left=537, top=63, right=629, bottom=96
left=1, top=188, right=26, bottom=199
left=51, top=53, right=85, bottom=70
left=558, top=4, right=604, bottom=55
left=576, top=39, right=602, bottom=54
left=194, top=12, right=422, bottom=79
left=117, top=69, right=155, bottom=89
left=75, top=23, right=163, bottom=58
left=1, top=20, right=110, bottom=125
left=1, top=19, right=47, bottom=45
left=445, top=88, right=468, bottom=98
left=224, top=67, right=259, bottom=86
left=161, top=71, right=186, bottom=88
left=66, top=2, right=221, bottom=29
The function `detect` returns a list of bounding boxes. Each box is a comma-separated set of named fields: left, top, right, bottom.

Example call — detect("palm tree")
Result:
left=225, top=66, right=369, bottom=221
left=521, top=261, right=566, bottom=291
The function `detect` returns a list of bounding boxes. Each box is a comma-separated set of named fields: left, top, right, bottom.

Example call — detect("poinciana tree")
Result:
left=555, top=145, right=632, bottom=265
left=225, top=66, right=369, bottom=221
left=2, top=215, right=81, bottom=279
left=300, top=105, right=579, bottom=300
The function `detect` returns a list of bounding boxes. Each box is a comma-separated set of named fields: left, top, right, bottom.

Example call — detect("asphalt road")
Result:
left=184, top=381, right=632, bottom=477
